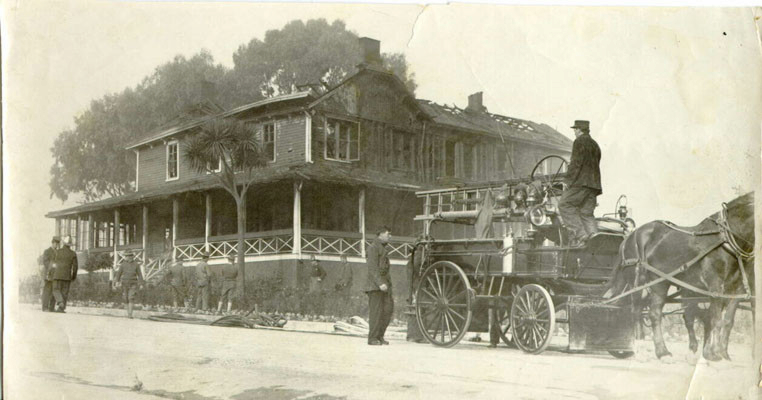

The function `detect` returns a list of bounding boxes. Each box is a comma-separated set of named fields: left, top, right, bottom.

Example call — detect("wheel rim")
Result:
left=511, top=284, right=556, bottom=354
left=415, top=261, right=473, bottom=348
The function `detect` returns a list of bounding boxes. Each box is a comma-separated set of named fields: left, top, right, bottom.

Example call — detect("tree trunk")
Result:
left=236, top=196, right=246, bottom=301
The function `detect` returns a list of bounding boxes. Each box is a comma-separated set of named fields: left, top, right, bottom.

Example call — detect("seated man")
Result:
left=558, top=120, right=602, bottom=247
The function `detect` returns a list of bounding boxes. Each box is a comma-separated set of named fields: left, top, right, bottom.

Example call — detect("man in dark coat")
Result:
left=559, top=120, right=602, bottom=246
left=165, top=260, right=188, bottom=310
left=51, top=236, right=78, bottom=312
left=194, top=252, right=212, bottom=312
left=216, top=255, right=238, bottom=315
left=114, top=251, right=144, bottom=319
left=40, top=236, right=60, bottom=311
left=364, top=227, right=394, bottom=346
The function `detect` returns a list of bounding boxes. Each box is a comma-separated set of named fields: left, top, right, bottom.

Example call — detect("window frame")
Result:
left=166, top=140, right=180, bottom=181
left=262, top=122, right=276, bottom=163
left=324, top=118, right=360, bottom=163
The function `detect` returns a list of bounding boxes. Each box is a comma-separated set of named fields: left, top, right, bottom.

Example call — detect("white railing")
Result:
left=169, top=232, right=414, bottom=262
left=115, top=248, right=144, bottom=266
left=143, top=256, right=171, bottom=283
left=302, top=234, right=363, bottom=256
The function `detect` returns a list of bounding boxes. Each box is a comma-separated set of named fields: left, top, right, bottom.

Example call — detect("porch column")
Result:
left=87, top=214, right=94, bottom=250
left=55, top=218, right=61, bottom=238
left=75, top=215, right=81, bottom=251
left=142, top=204, right=148, bottom=265
left=65, top=218, right=71, bottom=241
left=292, top=181, right=302, bottom=255
left=359, top=188, right=366, bottom=258
left=205, top=193, right=212, bottom=252
left=111, top=209, right=120, bottom=281
left=172, top=198, right=179, bottom=261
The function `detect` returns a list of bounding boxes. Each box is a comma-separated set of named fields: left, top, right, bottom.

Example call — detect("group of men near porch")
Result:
left=164, top=253, right=239, bottom=314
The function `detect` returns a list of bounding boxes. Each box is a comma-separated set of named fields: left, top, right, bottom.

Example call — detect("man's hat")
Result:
left=570, top=120, right=590, bottom=130
left=62, top=236, right=73, bottom=246
left=51, top=236, right=61, bottom=243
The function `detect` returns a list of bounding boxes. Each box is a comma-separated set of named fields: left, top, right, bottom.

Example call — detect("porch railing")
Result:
left=172, top=230, right=413, bottom=261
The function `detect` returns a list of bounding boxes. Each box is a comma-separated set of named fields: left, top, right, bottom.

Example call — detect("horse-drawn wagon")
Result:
left=410, top=154, right=754, bottom=361
left=411, top=156, right=638, bottom=357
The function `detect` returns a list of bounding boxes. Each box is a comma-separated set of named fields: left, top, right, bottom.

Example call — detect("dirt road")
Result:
left=4, top=304, right=757, bottom=399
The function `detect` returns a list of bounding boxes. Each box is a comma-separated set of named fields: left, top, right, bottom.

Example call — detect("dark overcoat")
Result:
left=51, top=246, right=78, bottom=281
left=565, top=132, right=602, bottom=194
left=364, top=239, right=392, bottom=294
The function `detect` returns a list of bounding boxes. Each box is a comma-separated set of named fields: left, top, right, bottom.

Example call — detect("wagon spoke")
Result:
left=444, top=311, right=453, bottom=341
left=420, top=288, right=439, bottom=302
left=448, top=308, right=466, bottom=321
left=434, top=269, right=444, bottom=298
left=447, top=288, right=467, bottom=302
left=426, top=277, right=442, bottom=297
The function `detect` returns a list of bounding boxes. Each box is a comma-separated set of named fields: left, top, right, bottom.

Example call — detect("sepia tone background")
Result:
left=3, top=1, right=761, bottom=398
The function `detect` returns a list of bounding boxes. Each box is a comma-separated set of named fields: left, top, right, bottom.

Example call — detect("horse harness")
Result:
left=603, top=203, right=753, bottom=304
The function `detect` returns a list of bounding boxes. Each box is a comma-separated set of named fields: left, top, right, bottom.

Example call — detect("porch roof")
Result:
left=46, top=163, right=432, bottom=218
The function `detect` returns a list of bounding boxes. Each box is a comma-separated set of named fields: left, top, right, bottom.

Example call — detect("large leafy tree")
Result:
left=184, top=119, right=268, bottom=297
left=50, top=51, right=230, bottom=202
left=229, top=19, right=416, bottom=103
left=50, top=19, right=417, bottom=202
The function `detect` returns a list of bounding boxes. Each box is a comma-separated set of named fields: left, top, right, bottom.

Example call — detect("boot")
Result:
left=127, top=303, right=134, bottom=319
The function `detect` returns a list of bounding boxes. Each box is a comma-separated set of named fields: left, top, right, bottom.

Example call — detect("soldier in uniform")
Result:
left=114, top=251, right=144, bottom=318
left=51, top=236, right=78, bottom=312
left=216, top=255, right=238, bottom=315
left=558, top=120, right=602, bottom=247
left=40, top=236, right=60, bottom=312
left=165, top=260, right=188, bottom=310
left=364, top=227, right=394, bottom=346
left=194, top=252, right=212, bottom=312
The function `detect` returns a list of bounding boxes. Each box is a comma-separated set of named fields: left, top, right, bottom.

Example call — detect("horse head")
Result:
left=720, top=191, right=754, bottom=254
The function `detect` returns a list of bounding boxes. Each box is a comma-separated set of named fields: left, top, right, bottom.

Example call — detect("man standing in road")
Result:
left=364, top=227, right=394, bottom=346
left=114, top=251, right=144, bottom=319
left=195, top=252, right=212, bottom=312
left=40, top=236, right=60, bottom=312
left=558, top=120, right=602, bottom=247
left=216, top=255, right=238, bottom=315
left=51, top=236, right=78, bottom=312
left=165, top=259, right=188, bottom=311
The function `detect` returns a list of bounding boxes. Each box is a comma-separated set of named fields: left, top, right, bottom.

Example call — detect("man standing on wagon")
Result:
left=559, top=120, right=602, bottom=247
left=364, top=227, right=394, bottom=346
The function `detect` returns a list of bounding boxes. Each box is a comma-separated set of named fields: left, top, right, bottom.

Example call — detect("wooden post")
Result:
left=88, top=214, right=94, bottom=250
left=292, top=181, right=302, bottom=255
left=142, top=204, right=148, bottom=265
left=110, top=209, right=120, bottom=281
left=359, top=188, right=366, bottom=258
left=205, top=192, right=212, bottom=252
left=172, top=198, right=178, bottom=261
left=75, top=215, right=81, bottom=251
left=65, top=218, right=71, bottom=241
left=55, top=218, right=61, bottom=238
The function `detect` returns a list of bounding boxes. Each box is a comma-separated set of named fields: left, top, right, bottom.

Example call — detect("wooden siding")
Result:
left=137, top=116, right=307, bottom=192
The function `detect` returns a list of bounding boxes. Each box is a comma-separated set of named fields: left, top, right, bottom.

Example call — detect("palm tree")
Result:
left=185, top=118, right=268, bottom=298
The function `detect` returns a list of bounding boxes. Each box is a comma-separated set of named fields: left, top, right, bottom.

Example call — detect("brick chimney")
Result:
left=359, top=37, right=382, bottom=66
left=466, top=92, right=487, bottom=113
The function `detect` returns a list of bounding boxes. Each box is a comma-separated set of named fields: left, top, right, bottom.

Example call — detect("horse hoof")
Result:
left=703, top=352, right=722, bottom=362
left=659, top=355, right=675, bottom=364
left=689, top=343, right=698, bottom=353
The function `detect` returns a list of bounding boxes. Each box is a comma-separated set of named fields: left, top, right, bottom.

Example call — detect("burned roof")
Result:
left=417, top=100, right=572, bottom=150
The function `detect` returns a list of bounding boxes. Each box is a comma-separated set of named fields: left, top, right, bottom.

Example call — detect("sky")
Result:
left=3, top=2, right=761, bottom=282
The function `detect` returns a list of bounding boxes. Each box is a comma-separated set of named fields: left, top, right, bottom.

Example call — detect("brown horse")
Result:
left=606, top=192, right=754, bottom=361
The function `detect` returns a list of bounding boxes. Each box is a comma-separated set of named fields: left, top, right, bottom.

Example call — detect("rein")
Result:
left=604, top=201, right=754, bottom=304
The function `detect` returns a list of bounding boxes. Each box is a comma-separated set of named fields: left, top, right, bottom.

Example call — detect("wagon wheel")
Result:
left=530, top=155, right=569, bottom=197
left=415, top=261, right=473, bottom=348
left=609, top=350, right=635, bottom=359
left=490, top=307, right=514, bottom=347
left=511, top=284, right=556, bottom=354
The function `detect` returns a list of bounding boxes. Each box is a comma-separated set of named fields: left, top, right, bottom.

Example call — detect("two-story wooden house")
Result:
left=46, top=38, right=572, bottom=296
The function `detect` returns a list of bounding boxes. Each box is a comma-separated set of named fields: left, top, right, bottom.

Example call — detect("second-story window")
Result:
left=325, top=119, right=359, bottom=162
left=262, top=123, right=276, bottom=162
left=166, top=140, right=179, bottom=181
